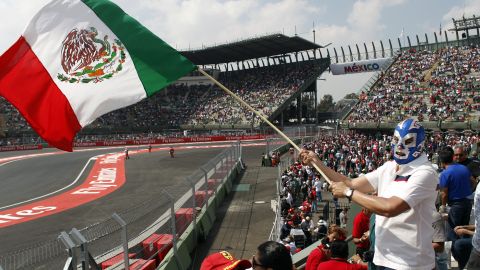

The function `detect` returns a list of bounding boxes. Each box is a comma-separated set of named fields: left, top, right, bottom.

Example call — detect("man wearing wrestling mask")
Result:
left=300, top=118, right=438, bottom=270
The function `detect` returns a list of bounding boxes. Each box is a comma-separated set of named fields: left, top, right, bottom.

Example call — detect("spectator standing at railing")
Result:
left=438, top=146, right=473, bottom=241
left=305, top=224, right=346, bottom=270
left=339, top=207, right=348, bottom=229
left=352, top=207, right=371, bottom=260
left=314, top=176, right=323, bottom=205
left=300, top=119, right=438, bottom=270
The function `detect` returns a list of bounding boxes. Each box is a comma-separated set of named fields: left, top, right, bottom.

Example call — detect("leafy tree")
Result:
left=343, top=93, right=358, bottom=100
left=318, top=94, right=335, bottom=112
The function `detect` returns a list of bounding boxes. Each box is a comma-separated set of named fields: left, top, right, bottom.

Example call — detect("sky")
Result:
left=0, top=0, right=479, bottom=101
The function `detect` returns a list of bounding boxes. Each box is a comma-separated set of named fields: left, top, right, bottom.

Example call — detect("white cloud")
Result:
left=114, top=0, right=321, bottom=50
left=0, top=0, right=50, bottom=54
left=315, top=0, right=407, bottom=49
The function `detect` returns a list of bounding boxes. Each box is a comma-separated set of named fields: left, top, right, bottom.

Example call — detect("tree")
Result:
left=318, top=94, right=335, bottom=112
left=343, top=93, right=358, bottom=100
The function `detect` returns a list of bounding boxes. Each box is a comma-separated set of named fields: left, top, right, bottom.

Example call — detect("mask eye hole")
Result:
left=392, top=136, right=399, bottom=144
left=405, top=137, right=414, bottom=145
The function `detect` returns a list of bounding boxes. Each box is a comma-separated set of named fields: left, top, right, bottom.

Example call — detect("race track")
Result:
left=0, top=142, right=264, bottom=254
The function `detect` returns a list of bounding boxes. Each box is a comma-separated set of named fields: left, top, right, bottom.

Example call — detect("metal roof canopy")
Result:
left=180, top=34, right=322, bottom=65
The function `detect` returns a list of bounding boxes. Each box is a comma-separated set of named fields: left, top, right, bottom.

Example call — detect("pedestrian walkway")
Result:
left=190, top=147, right=277, bottom=269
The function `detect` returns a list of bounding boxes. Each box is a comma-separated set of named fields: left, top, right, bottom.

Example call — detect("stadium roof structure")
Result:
left=180, top=34, right=322, bottom=65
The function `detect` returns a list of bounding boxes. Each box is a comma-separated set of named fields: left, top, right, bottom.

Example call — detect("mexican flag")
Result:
left=0, top=0, right=196, bottom=151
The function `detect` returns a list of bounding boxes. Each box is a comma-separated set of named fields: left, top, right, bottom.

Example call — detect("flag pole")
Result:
left=197, top=68, right=332, bottom=184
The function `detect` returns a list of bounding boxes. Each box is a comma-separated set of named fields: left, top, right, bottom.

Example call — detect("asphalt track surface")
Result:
left=0, top=142, right=264, bottom=255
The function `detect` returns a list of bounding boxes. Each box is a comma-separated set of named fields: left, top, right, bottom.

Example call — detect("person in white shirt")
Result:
left=455, top=179, right=480, bottom=270
left=339, top=207, right=348, bottom=228
left=459, top=181, right=480, bottom=269
left=300, top=119, right=438, bottom=270
left=314, top=176, right=323, bottom=203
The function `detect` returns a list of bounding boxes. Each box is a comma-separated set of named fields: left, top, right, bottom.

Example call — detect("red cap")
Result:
left=200, top=251, right=252, bottom=270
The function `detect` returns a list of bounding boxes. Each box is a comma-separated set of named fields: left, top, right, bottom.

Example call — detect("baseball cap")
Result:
left=200, top=251, right=252, bottom=270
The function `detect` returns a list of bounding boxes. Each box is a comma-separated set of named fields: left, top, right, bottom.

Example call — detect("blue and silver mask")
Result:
left=391, top=119, right=425, bottom=164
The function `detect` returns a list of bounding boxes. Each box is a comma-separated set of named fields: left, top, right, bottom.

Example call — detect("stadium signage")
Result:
left=330, top=58, right=390, bottom=75
left=73, top=135, right=266, bottom=147
left=0, top=145, right=42, bottom=152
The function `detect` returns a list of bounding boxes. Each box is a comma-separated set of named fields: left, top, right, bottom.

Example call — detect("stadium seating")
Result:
left=347, top=45, right=480, bottom=123
left=0, top=61, right=319, bottom=143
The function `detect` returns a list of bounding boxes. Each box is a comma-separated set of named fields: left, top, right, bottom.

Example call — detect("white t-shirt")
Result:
left=472, top=182, right=480, bottom=252
left=365, top=154, right=438, bottom=270
left=314, top=179, right=323, bottom=192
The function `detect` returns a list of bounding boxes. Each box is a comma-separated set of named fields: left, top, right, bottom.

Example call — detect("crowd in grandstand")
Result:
left=0, top=62, right=319, bottom=139
left=273, top=128, right=480, bottom=269
left=348, top=45, right=480, bottom=123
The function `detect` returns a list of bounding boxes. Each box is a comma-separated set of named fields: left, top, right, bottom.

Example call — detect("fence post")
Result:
left=200, top=166, right=210, bottom=209
left=69, top=228, right=89, bottom=270
left=185, top=176, right=198, bottom=236
left=207, top=162, right=214, bottom=205
left=112, top=213, right=129, bottom=269
left=161, top=190, right=183, bottom=270
left=58, top=231, right=77, bottom=270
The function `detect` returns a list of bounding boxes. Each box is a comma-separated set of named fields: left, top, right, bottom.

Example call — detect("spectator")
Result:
left=253, top=241, right=295, bottom=270
left=339, top=207, right=348, bottom=229
left=305, top=224, right=346, bottom=270
left=432, top=210, right=448, bottom=270
left=200, top=251, right=251, bottom=270
left=454, top=144, right=480, bottom=182
left=465, top=180, right=480, bottom=269
left=352, top=207, right=371, bottom=260
left=438, top=146, right=473, bottom=241
left=301, top=119, right=438, bottom=269
left=316, top=240, right=367, bottom=270
left=301, top=216, right=314, bottom=246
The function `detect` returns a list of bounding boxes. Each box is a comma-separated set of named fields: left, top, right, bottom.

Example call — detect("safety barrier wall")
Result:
left=0, top=143, right=242, bottom=270
left=0, top=145, right=42, bottom=152
left=72, top=135, right=265, bottom=147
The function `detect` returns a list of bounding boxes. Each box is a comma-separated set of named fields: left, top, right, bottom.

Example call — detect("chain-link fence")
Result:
left=0, top=142, right=242, bottom=270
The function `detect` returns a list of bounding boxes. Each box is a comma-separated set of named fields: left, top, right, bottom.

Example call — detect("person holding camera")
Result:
left=300, top=119, right=438, bottom=270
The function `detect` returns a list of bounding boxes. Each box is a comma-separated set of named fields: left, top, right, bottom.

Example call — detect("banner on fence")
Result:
left=73, top=135, right=266, bottom=147
left=0, top=144, right=42, bottom=152
left=330, top=58, right=391, bottom=75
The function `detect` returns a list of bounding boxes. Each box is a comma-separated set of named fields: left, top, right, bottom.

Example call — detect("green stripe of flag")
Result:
left=82, top=0, right=197, bottom=96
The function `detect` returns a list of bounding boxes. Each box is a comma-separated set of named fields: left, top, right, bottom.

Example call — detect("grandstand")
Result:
left=341, top=31, right=480, bottom=131
left=0, top=34, right=329, bottom=146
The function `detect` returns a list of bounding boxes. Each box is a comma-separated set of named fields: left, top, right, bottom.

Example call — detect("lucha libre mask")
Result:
left=391, top=119, right=425, bottom=164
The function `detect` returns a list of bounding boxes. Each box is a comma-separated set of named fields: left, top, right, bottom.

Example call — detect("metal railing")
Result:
left=0, top=142, right=242, bottom=270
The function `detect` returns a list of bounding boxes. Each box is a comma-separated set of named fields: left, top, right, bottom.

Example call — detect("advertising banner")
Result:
left=330, top=58, right=391, bottom=75
left=72, top=135, right=267, bottom=148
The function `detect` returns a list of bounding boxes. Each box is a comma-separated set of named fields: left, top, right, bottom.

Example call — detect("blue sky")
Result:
left=0, top=0, right=479, bottom=100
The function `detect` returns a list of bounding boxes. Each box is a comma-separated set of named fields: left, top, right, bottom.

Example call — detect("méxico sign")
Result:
left=330, top=58, right=391, bottom=75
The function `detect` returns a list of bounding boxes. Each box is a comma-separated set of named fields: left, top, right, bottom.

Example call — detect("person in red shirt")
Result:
left=352, top=207, right=372, bottom=259
left=317, top=240, right=367, bottom=270
left=305, top=224, right=346, bottom=270
left=169, top=147, right=174, bottom=158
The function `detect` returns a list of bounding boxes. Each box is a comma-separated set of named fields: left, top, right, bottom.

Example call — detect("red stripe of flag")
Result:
left=0, top=37, right=81, bottom=151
